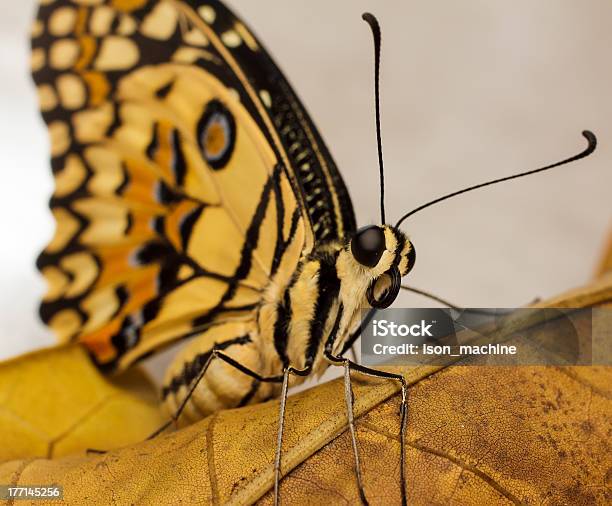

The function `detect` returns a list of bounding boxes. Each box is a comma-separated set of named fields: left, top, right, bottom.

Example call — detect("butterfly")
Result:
left=31, top=0, right=596, bottom=503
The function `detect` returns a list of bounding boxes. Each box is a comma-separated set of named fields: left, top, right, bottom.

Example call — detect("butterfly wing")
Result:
left=190, top=0, right=357, bottom=242
left=32, top=0, right=355, bottom=371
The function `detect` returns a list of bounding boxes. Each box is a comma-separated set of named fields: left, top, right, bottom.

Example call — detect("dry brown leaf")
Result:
left=264, top=273, right=612, bottom=505
left=0, top=270, right=611, bottom=504
left=0, top=345, right=164, bottom=461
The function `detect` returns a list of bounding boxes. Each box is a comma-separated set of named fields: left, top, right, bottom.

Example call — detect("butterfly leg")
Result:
left=273, top=364, right=311, bottom=506
left=342, top=360, right=368, bottom=505
left=151, top=348, right=285, bottom=440
left=324, top=349, right=408, bottom=506
left=157, top=338, right=314, bottom=506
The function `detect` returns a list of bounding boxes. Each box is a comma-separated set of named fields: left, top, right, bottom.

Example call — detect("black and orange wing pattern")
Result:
left=31, top=0, right=355, bottom=371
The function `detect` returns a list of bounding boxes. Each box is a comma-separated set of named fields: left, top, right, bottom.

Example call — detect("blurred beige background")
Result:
left=0, top=0, right=610, bottom=364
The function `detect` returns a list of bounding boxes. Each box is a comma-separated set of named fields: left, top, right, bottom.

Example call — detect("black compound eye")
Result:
left=351, top=225, right=386, bottom=267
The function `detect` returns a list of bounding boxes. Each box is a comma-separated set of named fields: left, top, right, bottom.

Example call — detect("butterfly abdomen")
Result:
left=161, top=320, right=275, bottom=422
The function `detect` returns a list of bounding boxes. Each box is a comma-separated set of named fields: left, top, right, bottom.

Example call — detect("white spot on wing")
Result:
left=49, top=7, right=77, bottom=37
left=49, top=39, right=79, bottom=69
left=124, top=311, right=144, bottom=348
left=140, top=1, right=178, bottom=40
left=117, top=15, right=137, bottom=36
left=198, top=5, right=216, bottom=24
left=259, top=89, right=272, bottom=108
left=184, top=29, right=209, bottom=46
left=90, top=5, right=114, bottom=36
left=221, top=29, right=241, bottom=48
left=95, top=36, right=139, bottom=70
left=31, top=19, right=44, bottom=38
left=31, top=48, right=46, bottom=72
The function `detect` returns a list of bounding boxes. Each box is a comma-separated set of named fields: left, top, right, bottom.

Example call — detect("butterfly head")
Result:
left=349, top=225, right=415, bottom=309
left=359, top=13, right=596, bottom=312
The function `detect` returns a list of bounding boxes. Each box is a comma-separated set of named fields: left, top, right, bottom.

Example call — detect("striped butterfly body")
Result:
left=33, top=0, right=415, bottom=425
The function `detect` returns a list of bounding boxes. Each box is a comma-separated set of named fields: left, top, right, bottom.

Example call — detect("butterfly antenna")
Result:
left=395, top=130, right=597, bottom=228
left=362, top=12, right=386, bottom=224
